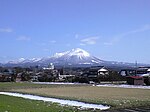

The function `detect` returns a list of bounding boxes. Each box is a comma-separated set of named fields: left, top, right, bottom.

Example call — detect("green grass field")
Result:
left=0, top=82, right=150, bottom=111
left=0, top=94, right=88, bottom=112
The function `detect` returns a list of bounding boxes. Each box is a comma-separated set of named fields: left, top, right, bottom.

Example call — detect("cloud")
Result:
left=119, top=24, right=150, bottom=37
left=17, top=36, right=31, bottom=41
left=79, top=43, right=86, bottom=46
left=104, top=25, right=150, bottom=46
left=104, top=37, right=120, bottom=46
left=80, top=36, right=99, bottom=45
left=0, top=28, right=13, bottom=33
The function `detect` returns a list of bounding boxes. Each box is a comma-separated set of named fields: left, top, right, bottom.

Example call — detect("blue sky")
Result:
left=0, top=0, right=150, bottom=64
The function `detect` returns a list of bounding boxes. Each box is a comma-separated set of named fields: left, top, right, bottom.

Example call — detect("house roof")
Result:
left=141, top=74, right=150, bottom=77
left=147, top=69, right=150, bottom=72
left=126, top=76, right=143, bottom=79
left=89, top=66, right=108, bottom=71
left=98, top=68, right=108, bottom=72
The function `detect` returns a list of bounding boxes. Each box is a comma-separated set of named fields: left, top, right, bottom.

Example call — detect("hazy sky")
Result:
left=0, top=0, right=150, bottom=63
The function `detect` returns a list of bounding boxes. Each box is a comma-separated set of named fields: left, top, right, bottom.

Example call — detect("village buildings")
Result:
left=0, top=64, right=149, bottom=85
left=120, top=67, right=150, bottom=85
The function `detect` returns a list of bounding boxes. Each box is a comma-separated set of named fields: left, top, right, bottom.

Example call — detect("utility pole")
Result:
left=135, top=60, right=138, bottom=76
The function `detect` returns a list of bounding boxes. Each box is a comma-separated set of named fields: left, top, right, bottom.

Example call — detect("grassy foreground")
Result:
left=0, top=95, right=88, bottom=112
left=0, top=82, right=150, bottom=111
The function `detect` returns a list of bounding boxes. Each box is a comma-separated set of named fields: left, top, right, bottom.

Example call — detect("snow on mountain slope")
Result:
left=4, top=48, right=150, bottom=67
left=6, top=48, right=103, bottom=66
left=7, top=58, right=26, bottom=64
left=53, top=48, right=90, bottom=59
left=67, top=48, right=90, bottom=57
left=46, top=48, right=103, bottom=65
left=21, top=58, right=42, bottom=63
left=7, top=58, right=41, bottom=64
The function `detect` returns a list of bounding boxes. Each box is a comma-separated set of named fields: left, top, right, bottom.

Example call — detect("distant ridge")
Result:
left=2, top=48, right=150, bottom=68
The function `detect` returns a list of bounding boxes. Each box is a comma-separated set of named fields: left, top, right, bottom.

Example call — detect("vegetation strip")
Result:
left=0, top=92, right=110, bottom=110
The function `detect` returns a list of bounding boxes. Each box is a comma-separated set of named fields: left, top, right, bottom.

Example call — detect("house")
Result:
left=0, top=73, right=12, bottom=82
left=142, top=68, right=150, bottom=85
left=143, top=76, right=150, bottom=85
left=77, top=66, right=109, bottom=83
left=147, top=68, right=150, bottom=73
left=37, top=63, right=59, bottom=82
left=120, top=69, right=136, bottom=76
left=89, top=66, right=109, bottom=76
left=126, top=76, right=144, bottom=85
left=0, top=69, right=14, bottom=82
left=43, top=63, right=54, bottom=70
left=120, top=67, right=150, bottom=85
left=58, top=74, right=75, bottom=82
left=16, top=73, right=22, bottom=82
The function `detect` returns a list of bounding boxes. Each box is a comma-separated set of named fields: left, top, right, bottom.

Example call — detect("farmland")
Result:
left=0, top=82, right=150, bottom=111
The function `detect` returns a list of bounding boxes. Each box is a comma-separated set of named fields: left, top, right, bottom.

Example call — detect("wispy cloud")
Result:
left=0, top=28, right=13, bottom=33
left=119, top=24, right=150, bottom=37
left=17, top=36, right=31, bottom=41
left=104, top=37, right=120, bottom=46
left=104, top=25, right=150, bottom=46
left=80, top=36, right=99, bottom=45
left=79, top=43, right=86, bottom=46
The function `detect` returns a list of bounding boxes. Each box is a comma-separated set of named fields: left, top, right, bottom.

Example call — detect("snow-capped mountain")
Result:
left=52, top=48, right=102, bottom=65
left=7, top=58, right=26, bottom=64
left=7, top=58, right=41, bottom=64
left=40, top=48, right=104, bottom=65
left=4, top=48, right=148, bottom=67
left=5, top=48, right=104, bottom=66
left=53, top=48, right=90, bottom=58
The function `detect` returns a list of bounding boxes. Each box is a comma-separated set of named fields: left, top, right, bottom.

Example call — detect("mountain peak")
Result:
left=69, top=48, right=90, bottom=57
left=54, top=48, right=90, bottom=58
left=50, top=48, right=102, bottom=65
